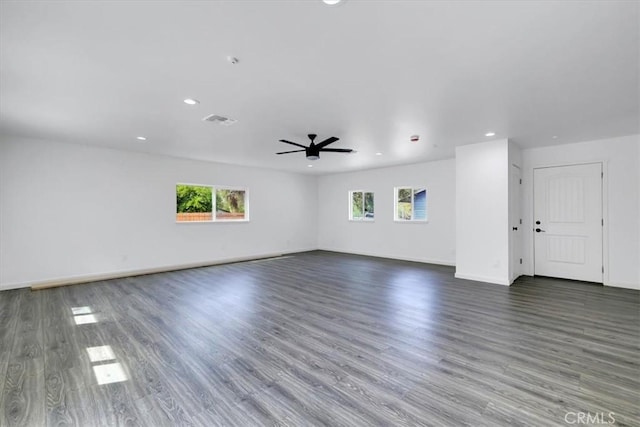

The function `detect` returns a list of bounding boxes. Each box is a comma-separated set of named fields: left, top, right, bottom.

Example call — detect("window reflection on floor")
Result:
left=71, top=307, right=128, bottom=385
left=71, top=306, right=92, bottom=315
left=92, top=362, right=127, bottom=385
left=73, top=313, right=97, bottom=325
left=71, top=306, right=98, bottom=324
left=86, top=345, right=116, bottom=363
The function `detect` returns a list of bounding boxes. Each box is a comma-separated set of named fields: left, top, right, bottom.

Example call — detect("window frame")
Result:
left=394, top=186, right=428, bottom=223
left=176, top=183, right=249, bottom=223
left=349, top=190, right=375, bottom=221
left=214, top=186, right=250, bottom=222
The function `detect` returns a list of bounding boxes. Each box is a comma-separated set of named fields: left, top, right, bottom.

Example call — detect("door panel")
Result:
left=534, top=163, right=602, bottom=283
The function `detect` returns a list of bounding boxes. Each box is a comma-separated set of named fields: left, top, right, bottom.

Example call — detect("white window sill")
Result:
left=176, top=220, right=250, bottom=224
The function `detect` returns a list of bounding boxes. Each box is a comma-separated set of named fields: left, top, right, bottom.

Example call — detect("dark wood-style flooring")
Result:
left=1, top=251, right=638, bottom=426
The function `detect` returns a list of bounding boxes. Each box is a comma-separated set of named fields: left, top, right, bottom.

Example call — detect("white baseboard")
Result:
left=0, top=282, right=30, bottom=292
left=0, top=250, right=319, bottom=292
left=605, top=281, right=640, bottom=290
left=454, top=272, right=511, bottom=286
left=6, top=247, right=630, bottom=291
left=317, top=247, right=456, bottom=267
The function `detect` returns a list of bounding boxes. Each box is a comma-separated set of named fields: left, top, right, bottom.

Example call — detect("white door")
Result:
left=534, top=163, right=603, bottom=283
left=510, top=164, right=522, bottom=283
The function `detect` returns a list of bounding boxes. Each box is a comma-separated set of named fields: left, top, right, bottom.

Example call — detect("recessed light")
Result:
left=136, top=136, right=147, bottom=141
left=323, top=0, right=343, bottom=4
left=375, top=152, right=382, bottom=156
left=485, top=132, right=496, bottom=137
left=307, top=165, right=313, bottom=168
left=183, top=98, right=199, bottom=105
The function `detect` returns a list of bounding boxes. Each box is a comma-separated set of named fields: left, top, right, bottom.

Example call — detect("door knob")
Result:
left=512, top=227, right=518, bottom=231
left=535, top=220, right=541, bottom=225
left=535, top=228, right=546, bottom=233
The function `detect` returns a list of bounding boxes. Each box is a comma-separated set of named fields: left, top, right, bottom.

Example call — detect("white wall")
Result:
left=2, top=134, right=638, bottom=291
left=455, top=139, right=511, bottom=285
left=317, top=159, right=456, bottom=265
left=522, top=134, right=640, bottom=289
left=0, top=137, right=318, bottom=290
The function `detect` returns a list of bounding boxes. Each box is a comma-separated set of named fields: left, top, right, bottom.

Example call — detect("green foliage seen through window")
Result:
left=176, top=185, right=212, bottom=213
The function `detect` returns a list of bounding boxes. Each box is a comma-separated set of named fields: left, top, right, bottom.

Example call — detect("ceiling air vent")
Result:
left=202, top=114, right=237, bottom=126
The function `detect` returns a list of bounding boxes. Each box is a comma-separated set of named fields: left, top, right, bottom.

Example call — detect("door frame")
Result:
left=530, top=160, right=608, bottom=285
left=510, top=163, right=522, bottom=283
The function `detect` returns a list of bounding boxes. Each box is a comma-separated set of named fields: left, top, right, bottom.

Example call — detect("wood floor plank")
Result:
left=1, top=250, right=638, bottom=426
left=1, top=290, right=45, bottom=427
left=0, top=290, right=22, bottom=413
left=3, top=359, right=46, bottom=427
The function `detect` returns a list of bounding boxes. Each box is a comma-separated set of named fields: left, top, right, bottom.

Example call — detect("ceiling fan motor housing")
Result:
left=306, top=146, right=320, bottom=160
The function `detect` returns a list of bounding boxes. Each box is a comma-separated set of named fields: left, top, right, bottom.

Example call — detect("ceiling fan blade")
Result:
left=276, top=149, right=306, bottom=155
left=315, top=136, right=339, bottom=148
left=319, top=148, right=353, bottom=153
left=279, top=139, right=307, bottom=149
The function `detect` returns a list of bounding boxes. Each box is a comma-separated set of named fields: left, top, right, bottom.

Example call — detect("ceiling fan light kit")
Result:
left=276, top=133, right=353, bottom=161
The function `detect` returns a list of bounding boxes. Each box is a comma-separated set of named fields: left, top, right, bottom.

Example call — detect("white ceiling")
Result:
left=1, top=0, right=638, bottom=174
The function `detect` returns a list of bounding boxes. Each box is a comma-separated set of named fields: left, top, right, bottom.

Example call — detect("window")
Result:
left=176, top=184, right=213, bottom=222
left=215, top=188, right=247, bottom=220
left=350, top=191, right=374, bottom=220
left=176, top=184, right=248, bottom=222
left=395, top=187, right=427, bottom=221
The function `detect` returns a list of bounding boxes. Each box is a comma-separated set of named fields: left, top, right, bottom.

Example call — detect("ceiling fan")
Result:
left=276, top=134, right=353, bottom=160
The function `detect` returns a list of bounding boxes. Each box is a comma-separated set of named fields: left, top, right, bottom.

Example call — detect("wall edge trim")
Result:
left=454, top=272, right=511, bottom=286
left=0, top=249, right=317, bottom=291
left=317, top=247, right=456, bottom=267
